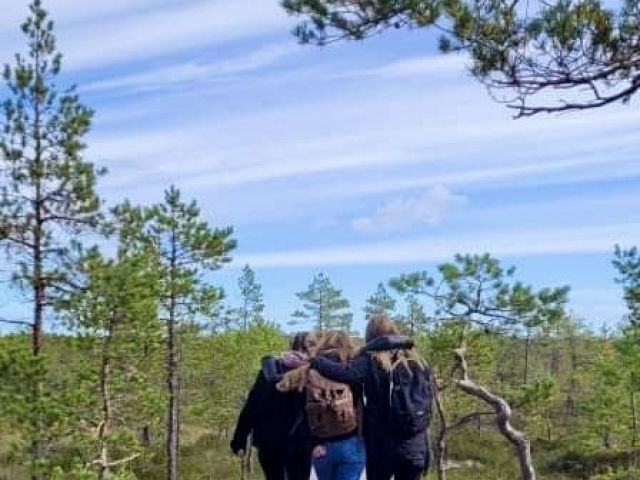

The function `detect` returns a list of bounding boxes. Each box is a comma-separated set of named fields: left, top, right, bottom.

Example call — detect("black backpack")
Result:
left=388, top=352, right=432, bottom=436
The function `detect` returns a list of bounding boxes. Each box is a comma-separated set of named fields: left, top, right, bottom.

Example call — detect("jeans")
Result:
left=258, top=448, right=312, bottom=480
left=313, top=436, right=366, bottom=480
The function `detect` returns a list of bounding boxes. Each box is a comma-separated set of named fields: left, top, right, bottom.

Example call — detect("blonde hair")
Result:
left=315, top=330, right=355, bottom=364
left=364, top=313, right=426, bottom=372
left=277, top=331, right=355, bottom=393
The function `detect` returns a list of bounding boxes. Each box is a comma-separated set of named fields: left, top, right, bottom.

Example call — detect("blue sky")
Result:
left=0, top=0, right=638, bottom=333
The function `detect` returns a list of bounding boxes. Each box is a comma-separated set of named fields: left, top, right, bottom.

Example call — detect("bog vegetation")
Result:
left=1, top=1, right=639, bottom=480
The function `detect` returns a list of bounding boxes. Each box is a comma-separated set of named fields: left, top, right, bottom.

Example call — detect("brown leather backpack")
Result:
left=305, top=369, right=357, bottom=439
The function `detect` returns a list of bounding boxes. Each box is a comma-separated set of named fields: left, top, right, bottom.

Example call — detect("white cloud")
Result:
left=234, top=222, right=640, bottom=267
left=350, top=54, right=467, bottom=79
left=324, top=142, right=638, bottom=199
left=84, top=43, right=300, bottom=93
left=42, top=0, right=289, bottom=70
left=0, top=0, right=196, bottom=61
left=0, top=0, right=169, bottom=33
left=352, top=186, right=467, bottom=233
left=91, top=100, right=640, bottom=194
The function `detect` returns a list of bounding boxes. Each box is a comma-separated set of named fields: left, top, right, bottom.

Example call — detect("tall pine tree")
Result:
left=147, top=186, right=235, bottom=480
left=0, top=1, right=104, bottom=476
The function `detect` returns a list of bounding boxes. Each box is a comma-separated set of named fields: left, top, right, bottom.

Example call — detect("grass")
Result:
left=2, top=423, right=639, bottom=479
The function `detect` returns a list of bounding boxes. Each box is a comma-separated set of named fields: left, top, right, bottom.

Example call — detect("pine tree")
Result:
left=0, top=1, right=104, bottom=475
left=283, top=0, right=640, bottom=116
left=147, top=186, right=236, bottom=480
left=364, top=282, right=396, bottom=316
left=613, top=245, right=640, bottom=448
left=614, top=245, right=640, bottom=325
left=586, top=334, right=627, bottom=450
left=293, top=273, right=353, bottom=332
left=57, top=241, right=163, bottom=479
left=398, top=294, right=430, bottom=336
left=391, top=253, right=569, bottom=479
left=232, top=264, right=266, bottom=478
left=235, top=265, right=266, bottom=330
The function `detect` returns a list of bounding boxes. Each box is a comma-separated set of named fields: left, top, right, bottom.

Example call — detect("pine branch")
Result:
left=0, top=317, right=33, bottom=327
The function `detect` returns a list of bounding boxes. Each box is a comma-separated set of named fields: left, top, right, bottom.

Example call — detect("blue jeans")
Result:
left=313, top=436, right=366, bottom=480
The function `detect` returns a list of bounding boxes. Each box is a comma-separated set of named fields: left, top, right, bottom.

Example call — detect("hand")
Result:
left=312, top=445, right=327, bottom=459
left=281, top=351, right=309, bottom=369
left=230, top=440, right=245, bottom=456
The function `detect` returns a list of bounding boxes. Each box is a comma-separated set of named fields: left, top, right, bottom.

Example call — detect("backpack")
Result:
left=388, top=352, right=432, bottom=436
left=305, top=369, right=357, bottom=439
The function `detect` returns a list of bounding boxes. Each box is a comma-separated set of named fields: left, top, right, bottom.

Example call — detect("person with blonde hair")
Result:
left=277, top=330, right=366, bottom=480
left=311, top=314, right=432, bottom=480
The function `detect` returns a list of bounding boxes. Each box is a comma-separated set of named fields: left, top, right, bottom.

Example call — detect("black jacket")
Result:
left=311, top=335, right=431, bottom=469
left=231, top=357, right=309, bottom=454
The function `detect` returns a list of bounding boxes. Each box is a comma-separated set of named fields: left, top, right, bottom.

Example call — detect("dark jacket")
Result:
left=231, top=356, right=309, bottom=455
left=311, top=335, right=431, bottom=469
left=264, top=351, right=362, bottom=446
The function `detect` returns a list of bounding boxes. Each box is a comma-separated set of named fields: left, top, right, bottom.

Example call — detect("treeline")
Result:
left=297, top=253, right=639, bottom=479
left=2, top=248, right=640, bottom=479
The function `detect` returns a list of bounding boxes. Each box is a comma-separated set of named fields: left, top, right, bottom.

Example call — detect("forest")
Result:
left=1, top=0, right=640, bottom=479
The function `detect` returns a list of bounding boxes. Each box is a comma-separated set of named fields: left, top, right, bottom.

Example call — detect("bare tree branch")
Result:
left=454, top=346, right=536, bottom=480
left=0, top=317, right=33, bottom=328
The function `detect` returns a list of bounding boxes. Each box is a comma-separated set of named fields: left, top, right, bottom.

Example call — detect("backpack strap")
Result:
left=389, top=349, right=403, bottom=405
left=288, top=410, right=305, bottom=438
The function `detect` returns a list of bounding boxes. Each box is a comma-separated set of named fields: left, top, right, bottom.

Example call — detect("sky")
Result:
left=0, top=0, right=638, bottom=334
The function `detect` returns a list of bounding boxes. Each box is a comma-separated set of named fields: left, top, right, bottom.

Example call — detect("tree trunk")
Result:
left=455, top=347, right=536, bottom=480
left=30, top=63, right=45, bottom=480
left=97, top=318, right=115, bottom=480
left=523, top=326, right=531, bottom=385
left=141, top=426, right=152, bottom=448
left=630, top=385, right=638, bottom=449
left=166, top=309, right=179, bottom=480
left=565, top=327, right=577, bottom=419
left=140, top=341, right=153, bottom=449
left=166, top=225, right=179, bottom=480
left=433, top=382, right=448, bottom=480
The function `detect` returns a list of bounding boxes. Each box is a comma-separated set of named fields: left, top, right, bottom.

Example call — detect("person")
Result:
left=230, top=332, right=314, bottom=480
left=277, top=331, right=366, bottom=480
left=311, top=314, right=432, bottom=480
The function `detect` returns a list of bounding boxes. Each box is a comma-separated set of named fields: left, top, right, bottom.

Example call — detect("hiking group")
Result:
left=231, top=313, right=433, bottom=480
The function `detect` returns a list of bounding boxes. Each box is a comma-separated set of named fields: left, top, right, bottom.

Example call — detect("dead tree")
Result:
left=454, top=347, right=536, bottom=480
left=432, top=382, right=448, bottom=480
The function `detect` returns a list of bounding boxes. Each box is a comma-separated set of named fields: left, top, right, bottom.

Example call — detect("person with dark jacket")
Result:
left=230, top=332, right=313, bottom=480
left=311, top=315, right=432, bottom=480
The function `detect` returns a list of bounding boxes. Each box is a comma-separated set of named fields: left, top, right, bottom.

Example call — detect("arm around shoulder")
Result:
left=311, top=353, right=369, bottom=384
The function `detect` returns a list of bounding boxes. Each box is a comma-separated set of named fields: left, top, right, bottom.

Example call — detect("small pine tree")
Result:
left=293, top=273, right=353, bottom=332
left=613, top=245, right=640, bottom=447
left=364, top=282, right=396, bottom=316
left=57, top=243, right=163, bottom=479
left=235, top=265, right=266, bottom=330
left=397, top=294, right=430, bottom=336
